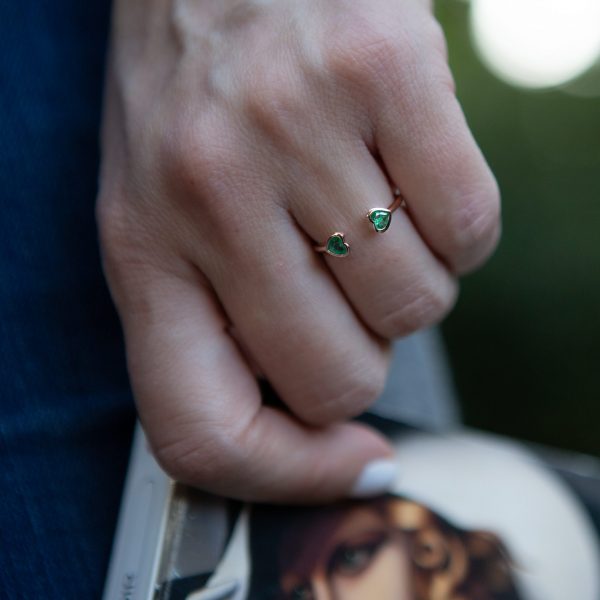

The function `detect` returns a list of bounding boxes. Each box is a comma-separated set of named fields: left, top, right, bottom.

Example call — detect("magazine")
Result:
left=103, top=419, right=600, bottom=600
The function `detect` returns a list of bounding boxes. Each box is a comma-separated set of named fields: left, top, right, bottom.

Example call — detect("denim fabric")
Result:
left=0, top=2, right=135, bottom=598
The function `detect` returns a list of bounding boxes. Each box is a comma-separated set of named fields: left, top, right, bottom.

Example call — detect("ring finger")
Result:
left=290, top=141, right=458, bottom=340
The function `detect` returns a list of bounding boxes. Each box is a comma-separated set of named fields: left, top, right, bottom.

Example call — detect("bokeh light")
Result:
left=470, top=0, right=600, bottom=89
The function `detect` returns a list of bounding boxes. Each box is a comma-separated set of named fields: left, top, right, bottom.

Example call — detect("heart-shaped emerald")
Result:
left=368, top=209, right=392, bottom=233
left=325, top=233, right=349, bottom=257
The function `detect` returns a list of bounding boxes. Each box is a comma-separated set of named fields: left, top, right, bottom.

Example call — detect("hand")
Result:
left=97, top=0, right=500, bottom=502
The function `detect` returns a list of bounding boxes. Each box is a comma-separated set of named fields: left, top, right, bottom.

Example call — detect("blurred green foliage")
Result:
left=436, top=1, right=600, bottom=455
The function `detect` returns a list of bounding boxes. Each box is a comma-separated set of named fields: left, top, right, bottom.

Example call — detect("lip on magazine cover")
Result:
left=186, top=431, right=600, bottom=600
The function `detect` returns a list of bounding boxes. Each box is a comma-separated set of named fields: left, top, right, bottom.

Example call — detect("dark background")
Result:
left=436, top=1, right=600, bottom=456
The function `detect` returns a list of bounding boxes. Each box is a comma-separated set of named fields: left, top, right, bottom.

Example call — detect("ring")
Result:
left=314, top=232, right=350, bottom=258
left=367, top=188, right=406, bottom=233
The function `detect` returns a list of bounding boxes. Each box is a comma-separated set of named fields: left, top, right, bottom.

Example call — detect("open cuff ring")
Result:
left=314, top=189, right=406, bottom=258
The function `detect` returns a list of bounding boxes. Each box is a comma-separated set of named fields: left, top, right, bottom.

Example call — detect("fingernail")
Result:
left=350, top=459, right=398, bottom=498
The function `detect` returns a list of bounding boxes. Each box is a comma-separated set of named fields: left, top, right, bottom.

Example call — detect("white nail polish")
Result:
left=350, top=459, right=398, bottom=498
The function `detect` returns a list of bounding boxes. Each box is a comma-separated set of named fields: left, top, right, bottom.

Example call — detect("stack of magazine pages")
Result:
left=103, top=418, right=600, bottom=600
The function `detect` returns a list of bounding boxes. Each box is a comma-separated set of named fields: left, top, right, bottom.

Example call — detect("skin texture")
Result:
left=97, top=0, right=501, bottom=502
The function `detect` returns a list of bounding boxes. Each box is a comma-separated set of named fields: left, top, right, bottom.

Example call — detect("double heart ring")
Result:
left=314, top=189, right=406, bottom=258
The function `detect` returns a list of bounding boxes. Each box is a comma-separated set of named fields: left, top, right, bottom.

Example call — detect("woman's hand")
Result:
left=98, top=0, right=500, bottom=502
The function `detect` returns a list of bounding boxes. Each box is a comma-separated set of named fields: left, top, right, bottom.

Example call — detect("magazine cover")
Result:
left=103, top=420, right=600, bottom=600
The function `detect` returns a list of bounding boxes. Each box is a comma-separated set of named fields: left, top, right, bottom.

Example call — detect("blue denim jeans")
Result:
left=0, top=2, right=135, bottom=597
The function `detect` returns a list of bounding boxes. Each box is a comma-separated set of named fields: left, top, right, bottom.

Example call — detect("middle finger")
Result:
left=290, top=141, right=458, bottom=339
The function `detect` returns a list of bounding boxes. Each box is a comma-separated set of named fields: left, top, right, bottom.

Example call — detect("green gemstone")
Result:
left=326, top=234, right=349, bottom=257
left=369, top=209, right=391, bottom=232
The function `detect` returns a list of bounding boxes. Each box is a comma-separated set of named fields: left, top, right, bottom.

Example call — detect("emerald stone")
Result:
left=326, top=233, right=349, bottom=257
left=369, top=209, right=391, bottom=232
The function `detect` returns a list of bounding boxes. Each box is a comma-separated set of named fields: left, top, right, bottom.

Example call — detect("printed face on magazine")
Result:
left=279, top=506, right=413, bottom=600
left=247, top=496, right=521, bottom=600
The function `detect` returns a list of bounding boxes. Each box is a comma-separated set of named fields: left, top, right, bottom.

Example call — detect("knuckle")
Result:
left=301, top=357, right=388, bottom=426
left=380, top=277, right=458, bottom=337
left=324, top=12, right=454, bottom=105
left=244, top=74, right=298, bottom=118
left=157, top=114, right=252, bottom=238
left=325, top=20, right=421, bottom=93
left=96, top=189, right=124, bottom=250
left=159, top=115, right=234, bottom=200
left=448, top=178, right=501, bottom=271
left=242, top=74, right=307, bottom=150
left=96, top=190, right=138, bottom=277
left=153, top=436, right=214, bottom=485
left=425, top=17, right=449, bottom=61
left=96, top=187, right=169, bottom=291
left=151, top=423, right=238, bottom=488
